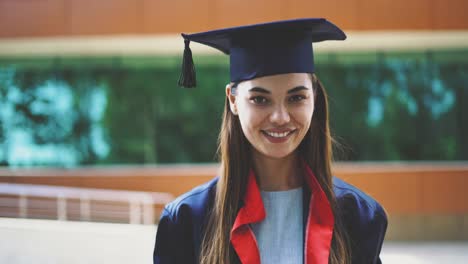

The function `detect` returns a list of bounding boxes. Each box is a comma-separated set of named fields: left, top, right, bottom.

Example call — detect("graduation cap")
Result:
left=178, top=18, right=346, bottom=88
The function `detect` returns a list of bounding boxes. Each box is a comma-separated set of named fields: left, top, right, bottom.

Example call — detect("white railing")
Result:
left=0, top=183, right=174, bottom=224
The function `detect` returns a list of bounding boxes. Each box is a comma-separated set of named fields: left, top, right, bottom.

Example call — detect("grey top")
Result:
left=251, top=187, right=304, bottom=264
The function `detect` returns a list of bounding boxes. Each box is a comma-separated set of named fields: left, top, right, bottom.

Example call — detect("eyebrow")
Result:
left=249, top=86, right=309, bottom=94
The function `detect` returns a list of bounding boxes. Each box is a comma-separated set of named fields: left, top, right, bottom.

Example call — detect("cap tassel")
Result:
left=178, top=39, right=197, bottom=88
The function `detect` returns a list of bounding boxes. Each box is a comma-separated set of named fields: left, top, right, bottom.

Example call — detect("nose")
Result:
left=269, top=103, right=290, bottom=125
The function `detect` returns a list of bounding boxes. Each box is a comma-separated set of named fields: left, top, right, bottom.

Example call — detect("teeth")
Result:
left=265, top=131, right=291, bottom=138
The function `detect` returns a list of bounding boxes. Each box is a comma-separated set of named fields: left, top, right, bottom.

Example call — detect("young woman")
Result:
left=154, top=18, right=387, bottom=264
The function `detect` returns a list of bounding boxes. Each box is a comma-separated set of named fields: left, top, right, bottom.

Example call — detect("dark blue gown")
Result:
left=154, top=175, right=387, bottom=264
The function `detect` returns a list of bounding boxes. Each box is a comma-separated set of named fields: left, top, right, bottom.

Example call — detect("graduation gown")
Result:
left=153, top=165, right=387, bottom=264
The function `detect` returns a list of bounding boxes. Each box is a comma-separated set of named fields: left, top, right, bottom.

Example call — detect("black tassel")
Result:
left=178, top=39, right=197, bottom=88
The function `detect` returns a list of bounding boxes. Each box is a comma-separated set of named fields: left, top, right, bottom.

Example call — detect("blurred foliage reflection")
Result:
left=0, top=50, right=467, bottom=166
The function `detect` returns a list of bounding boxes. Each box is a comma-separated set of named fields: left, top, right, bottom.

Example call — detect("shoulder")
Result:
left=154, top=178, right=218, bottom=264
left=163, top=177, right=218, bottom=221
left=333, top=176, right=387, bottom=224
left=332, top=176, right=388, bottom=263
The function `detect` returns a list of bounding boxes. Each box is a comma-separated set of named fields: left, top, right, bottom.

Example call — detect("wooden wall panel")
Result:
left=142, top=0, right=213, bottom=34
left=339, top=171, right=424, bottom=214
left=1, top=164, right=467, bottom=215
left=0, top=0, right=67, bottom=38
left=213, top=0, right=284, bottom=28
left=69, top=0, right=142, bottom=35
left=433, top=0, right=468, bottom=29
left=284, top=0, right=358, bottom=30
left=422, top=172, right=468, bottom=213
left=1, top=0, right=468, bottom=38
left=355, top=0, right=432, bottom=30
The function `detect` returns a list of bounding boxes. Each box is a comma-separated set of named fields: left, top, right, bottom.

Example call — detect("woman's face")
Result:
left=227, top=73, right=314, bottom=160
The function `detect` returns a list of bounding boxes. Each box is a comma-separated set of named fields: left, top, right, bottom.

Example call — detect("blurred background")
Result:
left=0, top=0, right=467, bottom=263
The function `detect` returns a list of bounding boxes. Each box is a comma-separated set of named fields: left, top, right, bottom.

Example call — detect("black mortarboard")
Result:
left=178, top=18, right=346, bottom=88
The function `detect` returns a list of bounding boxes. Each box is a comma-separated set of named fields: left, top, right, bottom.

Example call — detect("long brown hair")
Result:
left=200, top=74, right=350, bottom=264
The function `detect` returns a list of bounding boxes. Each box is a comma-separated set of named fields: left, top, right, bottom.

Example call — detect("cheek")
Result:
left=236, top=103, right=267, bottom=136
left=294, top=104, right=314, bottom=128
left=305, top=107, right=314, bottom=126
left=239, top=110, right=263, bottom=133
left=236, top=102, right=254, bottom=131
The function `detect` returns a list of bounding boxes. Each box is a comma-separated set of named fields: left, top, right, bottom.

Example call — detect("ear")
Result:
left=226, top=83, right=238, bottom=115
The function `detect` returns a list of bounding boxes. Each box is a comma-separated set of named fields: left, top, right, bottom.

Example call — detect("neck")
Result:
left=252, top=150, right=303, bottom=191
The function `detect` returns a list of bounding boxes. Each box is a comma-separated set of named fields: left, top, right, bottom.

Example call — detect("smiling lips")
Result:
left=261, top=129, right=296, bottom=143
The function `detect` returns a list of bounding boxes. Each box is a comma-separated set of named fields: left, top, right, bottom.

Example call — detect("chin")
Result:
left=257, top=147, right=296, bottom=160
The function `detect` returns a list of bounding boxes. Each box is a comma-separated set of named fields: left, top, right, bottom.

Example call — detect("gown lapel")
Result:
left=303, top=163, right=335, bottom=264
left=230, top=170, right=265, bottom=264
left=230, top=164, right=334, bottom=264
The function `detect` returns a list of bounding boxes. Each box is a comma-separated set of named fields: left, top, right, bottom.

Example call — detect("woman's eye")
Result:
left=289, top=95, right=306, bottom=102
left=250, top=96, right=268, bottom=105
